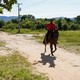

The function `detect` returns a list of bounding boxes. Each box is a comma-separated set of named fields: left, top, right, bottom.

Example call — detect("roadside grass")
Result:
left=0, top=51, right=48, bottom=80
left=0, top=29, right=46, bottom=34
left=58, top=31, right=80, bottom=53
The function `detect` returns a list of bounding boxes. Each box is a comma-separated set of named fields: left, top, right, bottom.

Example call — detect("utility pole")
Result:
left=17, top=3, right=22, bottom=33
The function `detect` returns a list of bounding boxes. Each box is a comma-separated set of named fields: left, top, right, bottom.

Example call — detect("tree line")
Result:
left=0, top=14, right=80, bottom=31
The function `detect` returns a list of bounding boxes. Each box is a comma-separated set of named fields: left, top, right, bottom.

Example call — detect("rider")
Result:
left=43, top=19, right=57, bottom=44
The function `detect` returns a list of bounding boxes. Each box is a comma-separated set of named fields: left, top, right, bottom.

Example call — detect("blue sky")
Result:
left=0, top=0, right=80, bottom=18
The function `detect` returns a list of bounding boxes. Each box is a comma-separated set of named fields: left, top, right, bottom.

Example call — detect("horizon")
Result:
left=0, top=15, right=77, bottom=19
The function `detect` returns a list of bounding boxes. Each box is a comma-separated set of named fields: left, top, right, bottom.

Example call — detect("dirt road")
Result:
left=0, top=31, right=80, bottom=80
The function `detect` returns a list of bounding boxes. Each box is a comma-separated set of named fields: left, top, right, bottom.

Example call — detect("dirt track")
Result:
left=0, top=31, right=80, bottom=80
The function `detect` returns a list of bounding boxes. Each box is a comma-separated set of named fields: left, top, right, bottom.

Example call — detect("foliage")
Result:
left=57, top=19, right=62, bottom=30
left=0, top=14, right=80, bottom=31
left=21, top=14, right=35, bottom=21
left=0, top=0, right=17, bottom=14
left=75, top=15, right=80, bottom=24
left=62, top=24, right=68, bottom=30
left=11, top=18, right=18, bottom=23
left=0, top=20, right=5, bottom=28
left=0, top=7, right=2, bottom=13
left=2, top=21, right=18, bottom=30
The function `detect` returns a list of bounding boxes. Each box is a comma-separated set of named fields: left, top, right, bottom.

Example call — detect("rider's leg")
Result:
left=46, top=30, right=50, bottom=42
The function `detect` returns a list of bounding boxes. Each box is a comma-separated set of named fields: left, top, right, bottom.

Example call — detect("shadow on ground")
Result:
left=38, top=53, right=56, bottom=67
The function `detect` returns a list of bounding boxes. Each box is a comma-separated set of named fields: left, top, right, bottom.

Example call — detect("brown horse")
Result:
left=43, top=29, right=59, bottom=56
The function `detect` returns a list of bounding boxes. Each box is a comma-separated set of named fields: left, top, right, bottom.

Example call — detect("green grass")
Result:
left=0, top=29, right=46, bottom=34
left=58, top=31, right=80, bottom=53
left=0, top=52, right=48, bottom=80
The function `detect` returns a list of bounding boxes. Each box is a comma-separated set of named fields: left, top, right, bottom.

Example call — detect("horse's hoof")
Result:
left=52, top=50, right=56, bottom=53
left=44, top=51, right=46, bottom=53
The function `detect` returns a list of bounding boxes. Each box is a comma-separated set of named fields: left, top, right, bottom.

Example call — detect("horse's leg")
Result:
left=44, top=43, right=46, bottom=53
left=50, top=44, right=53, bottom=56
left=54, top=43, right=57, bottom=52
left=44, top=38, right=47, bottom=53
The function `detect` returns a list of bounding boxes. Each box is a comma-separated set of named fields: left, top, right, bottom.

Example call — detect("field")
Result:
left=58, top=31, right=80, bottom=53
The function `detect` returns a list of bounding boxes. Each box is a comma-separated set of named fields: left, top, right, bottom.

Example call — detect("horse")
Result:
left=43, top=29, right=59, bottom=56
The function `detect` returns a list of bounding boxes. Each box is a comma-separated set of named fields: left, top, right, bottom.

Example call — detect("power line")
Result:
left=27, top=0, right=49, bottom=8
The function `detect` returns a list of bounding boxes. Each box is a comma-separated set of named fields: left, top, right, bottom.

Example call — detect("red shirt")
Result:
left=45, top=22, right=56, bottom=31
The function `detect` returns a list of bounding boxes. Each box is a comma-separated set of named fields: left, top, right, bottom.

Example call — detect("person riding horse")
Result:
left=43, top=19, right=59, bottom=56
left=43, top=19, right=58, bottom=44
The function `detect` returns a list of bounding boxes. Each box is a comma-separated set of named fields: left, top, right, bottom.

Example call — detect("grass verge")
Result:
left=0, top=52, right=48, bottom=80
left=0, top=29, right=46, bottom=34
left=58, top=31, right=80, bottom=53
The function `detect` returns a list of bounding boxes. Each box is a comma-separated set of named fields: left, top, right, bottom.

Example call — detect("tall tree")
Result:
left=21, top=15, right=27, bottom=21
left=57, top=19, right=62, bottom=30
left=75, top=15, right=80, bottom=24
left=64, top=17, right=71, bottom=22
left=0, top=0, right=17, bottom=14
left=0, top=20, right=5, bottom=28
left=27, top=14, right=35, bottom=20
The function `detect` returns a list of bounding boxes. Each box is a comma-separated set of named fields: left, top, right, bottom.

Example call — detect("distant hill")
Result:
left=0, top=16, right=18, bottom=22
left=55, top=17, right=75, bottom=21
left=0, top=16, right=75, bottom=22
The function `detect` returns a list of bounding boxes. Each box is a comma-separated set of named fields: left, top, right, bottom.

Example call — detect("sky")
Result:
left=0, top=0, right=80, bottom=18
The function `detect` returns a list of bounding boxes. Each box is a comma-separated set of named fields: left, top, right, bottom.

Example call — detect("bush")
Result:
left=0, top=20, right=5, bottom=28
left=62, top=24, right=68, bottom=30
left=70, top=24, right=80, bottom=30
left=2, top=23, right=18, bottom=30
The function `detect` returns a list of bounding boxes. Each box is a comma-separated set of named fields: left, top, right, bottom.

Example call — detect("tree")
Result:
left=64, top=17, right=72, bottom=22
left=63, top=24, right=68, bottom=30
left=21, top=15, right=27, bottom=21
left=11, top=18, right=18, bottom=23
left=75, top=15, right=80, bottom=24
left=57, top=19, right=62, bottom=30
left=27, top=14, right=35, bottom=20
left=0, top=20, right=5, bottom=28
left=0, top=0, right=17, bottom=14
